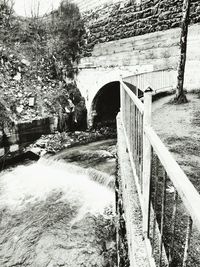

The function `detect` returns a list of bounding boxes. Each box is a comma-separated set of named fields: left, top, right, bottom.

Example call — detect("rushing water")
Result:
left=0, top=140, right=117, bottom=267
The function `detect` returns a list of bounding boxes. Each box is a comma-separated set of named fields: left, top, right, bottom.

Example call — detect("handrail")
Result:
left=122, top=68, right=175, bottom=80
left=145, top=125, right=200, bottom=232
left=121, top=81, right=144, bottom=114
left=122, top=68, right=175, bottom=93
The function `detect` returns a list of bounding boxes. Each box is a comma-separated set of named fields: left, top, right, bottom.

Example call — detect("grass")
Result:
left=151, top=92, right=200, bottom=266
left=149, top=153, right=200, bottom=267
left=192, top=110, right=200, bottom=127
left=166, top=137, right=200, bottom=157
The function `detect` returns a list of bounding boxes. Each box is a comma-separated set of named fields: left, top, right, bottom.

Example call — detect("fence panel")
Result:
left=146, top=126, right=200, bottom=267
left=120, top=71, right=200, bottom=267
left=122, top=69, right=176, bottom=94
left=120, top=81, right=144, bottom=196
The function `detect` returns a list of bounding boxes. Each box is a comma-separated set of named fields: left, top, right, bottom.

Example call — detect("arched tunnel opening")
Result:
left=92, top=81, right=120, bottom=129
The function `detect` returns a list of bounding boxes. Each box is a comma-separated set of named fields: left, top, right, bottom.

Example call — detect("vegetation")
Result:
left=48, top=1, right=85, bottom=80
left=0, top=0, right=87, bottom=131
left=0, top=101, right=13, bottom=131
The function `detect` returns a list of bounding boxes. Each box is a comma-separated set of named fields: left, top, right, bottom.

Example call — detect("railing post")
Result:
left=142, top=86, right=153, bottom=237
left=120, top=75, right=123, bottom=116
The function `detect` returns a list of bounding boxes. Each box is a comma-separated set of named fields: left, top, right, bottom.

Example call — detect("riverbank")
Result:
left=28, top=127, right=117, bottom=155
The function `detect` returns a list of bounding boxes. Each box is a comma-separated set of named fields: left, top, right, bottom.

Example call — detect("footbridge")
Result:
left=76, top=68, right=177, bottom=127
left=116, top=72, right=200, bottom=266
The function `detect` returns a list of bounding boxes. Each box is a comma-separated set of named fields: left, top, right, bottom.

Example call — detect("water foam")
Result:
left=0, top=158, right=114, bottom=217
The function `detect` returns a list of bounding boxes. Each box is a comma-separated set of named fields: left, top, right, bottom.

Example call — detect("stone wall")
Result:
left=71, top=0, right=123, bottom=13
left=0, top=117, right=56, bottom=149
left=82, top=0, right=200, bottom=57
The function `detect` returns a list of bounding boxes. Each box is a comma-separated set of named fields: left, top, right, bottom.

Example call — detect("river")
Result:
left=0, top=139, right=117, bottom=267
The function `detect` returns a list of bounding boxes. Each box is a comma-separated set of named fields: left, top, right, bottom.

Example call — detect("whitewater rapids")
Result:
left=0, top=158, right=116, bottom=267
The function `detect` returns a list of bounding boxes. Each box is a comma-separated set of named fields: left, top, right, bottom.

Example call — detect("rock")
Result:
left=17, top=92, right=22, bottom=98
left=75, top=131, right=81, bottom=135
left=35, top=140, right=47, bottom=148
left=30, top=147, right=41, bottom=155
left=65, top=106, right=70, bottom=113
left=21, top=59, right=30, bottom=66
left=40, top=149, right=47, bottom=156
left=29, top=97, right=35, bottom=107
left=13, top=72, right=21, bottom=81
left=64, top=143, right=70, bottom=148
left=16, top=105, right=23, bottom=113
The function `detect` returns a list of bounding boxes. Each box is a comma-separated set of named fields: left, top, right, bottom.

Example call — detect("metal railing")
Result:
left=123, top=68, right=176, bottom=96
left=119, top=71, right=200, bottom=267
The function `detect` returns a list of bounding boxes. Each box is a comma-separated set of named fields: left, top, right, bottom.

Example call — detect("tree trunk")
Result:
left=175, top=0, right=191, bottom=103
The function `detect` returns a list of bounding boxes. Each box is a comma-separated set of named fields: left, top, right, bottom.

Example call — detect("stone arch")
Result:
left=89, top=81, right=120, bottom=128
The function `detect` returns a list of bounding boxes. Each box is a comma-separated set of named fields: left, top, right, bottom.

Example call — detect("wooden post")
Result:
left=142, top=87, right=153, bottom=237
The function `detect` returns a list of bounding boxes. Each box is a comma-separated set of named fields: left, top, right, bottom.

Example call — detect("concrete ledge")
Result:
left=117, top=113, right=149, bottom=267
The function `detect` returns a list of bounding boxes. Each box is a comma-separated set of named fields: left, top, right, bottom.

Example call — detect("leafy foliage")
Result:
left=45, top=0, right=85, bottom=80
left=0, top=0, right=22, bottom=44
left=0, top=0, right=14, bottom=28
left=0, top=102, right=13, bottom=131
left=0, top=0, right=87, bottom=132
